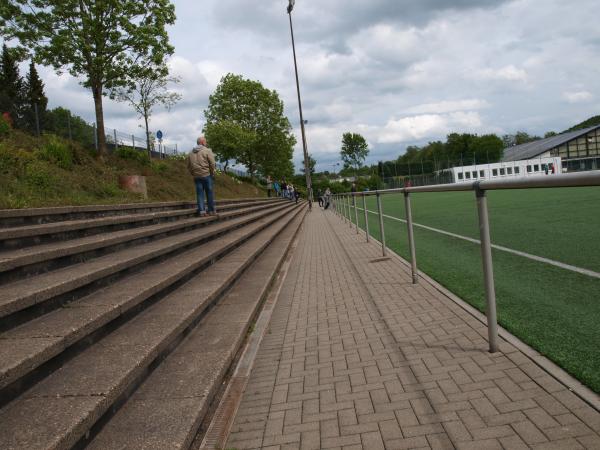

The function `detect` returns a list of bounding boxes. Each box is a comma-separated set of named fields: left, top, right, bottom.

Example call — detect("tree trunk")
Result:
left=92, top=82, right=107, bottom=156
left=144, top=112, right=151, bottom=158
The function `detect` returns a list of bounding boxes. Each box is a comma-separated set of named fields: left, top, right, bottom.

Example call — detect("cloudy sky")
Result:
left=30, top=0, right=600, bottom=171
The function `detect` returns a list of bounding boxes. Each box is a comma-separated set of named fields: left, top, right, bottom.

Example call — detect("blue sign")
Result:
left=156, top=130, right=163, bottom=140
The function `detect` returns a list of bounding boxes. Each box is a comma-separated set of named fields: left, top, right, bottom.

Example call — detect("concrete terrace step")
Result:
left=0, top=198, right=282, bottom=250
left=0, top=204, right=305, bottom=450
left=0, top=198, right=272, bottom=228
left=0, top=199, right=283, bottom=281
left=87, top=205, right=307, bottom=450
left=0, top=202, right=294, bottom=322
left=0, top=203, right=300, bottom=393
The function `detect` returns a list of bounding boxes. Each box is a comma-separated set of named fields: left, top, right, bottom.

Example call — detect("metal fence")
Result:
left=331, top=170, right=600, bottom=354
left=99, top=125, right=179, bottom=159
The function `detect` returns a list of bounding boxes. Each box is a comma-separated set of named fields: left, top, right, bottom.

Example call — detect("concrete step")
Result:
left=0, top=199, right=284, bottom=283
left=0, top=198, right=271, bottom=228
left=0, top=199, right=282, bottom=250
left=0, top=203, right=300, bottom=394
left=0, top=202, right=294, bottom=326
left=87, top=204, right=307, bottom=450
left=0, top=204, right=305, bottom=450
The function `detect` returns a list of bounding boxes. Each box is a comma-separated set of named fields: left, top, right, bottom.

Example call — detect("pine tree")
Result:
left=23, top=59, right=48, bottom=133
left=0, top=44, right=24, bottom=127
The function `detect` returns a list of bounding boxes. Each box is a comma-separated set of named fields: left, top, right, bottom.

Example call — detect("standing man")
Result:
left=266, top=176, right=273, bottom=197
left=187, top=136, right=216, bottom=216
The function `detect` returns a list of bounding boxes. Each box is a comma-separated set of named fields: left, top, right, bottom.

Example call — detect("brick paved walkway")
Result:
left=225, top=210, right=600, bottom=449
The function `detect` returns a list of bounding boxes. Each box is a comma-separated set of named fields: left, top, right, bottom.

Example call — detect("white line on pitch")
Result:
left=355, top=207, right=600, bottom=280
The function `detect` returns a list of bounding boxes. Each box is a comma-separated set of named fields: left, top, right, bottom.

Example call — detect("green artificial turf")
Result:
left=342, top=187, right=600, bottom=393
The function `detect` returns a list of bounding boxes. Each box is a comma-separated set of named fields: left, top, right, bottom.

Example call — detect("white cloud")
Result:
left=562, top=91, right=593, bottom=104
left=476, top=65, right=528, bottom=82
left=404, top=99, right=490, bottom=115
left=377, top=112, right=483, bottom=144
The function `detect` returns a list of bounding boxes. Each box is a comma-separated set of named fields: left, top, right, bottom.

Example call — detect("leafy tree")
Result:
left=1, top=0, right=176, bottom=156
left=45, top=107, right=95, bottom=147
left=23, top=59, right=48, bottom=134
left=204, top=73, right=295, bottom=179
left=340, top=132, right=369, bottom=172
left=544, top=131, right=557, bottom=138
left=111, top=69, right=181, bottom=157
left=0, top=44, right=24, bottom=127
left=300, top=154, right=316, bottom=175
left=565, top=115, right=600, bottom=132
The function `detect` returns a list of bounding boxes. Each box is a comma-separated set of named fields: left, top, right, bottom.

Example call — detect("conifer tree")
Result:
left=23, top=59, right=48, bottom=133
left=0, top=44, right=24, bottom=127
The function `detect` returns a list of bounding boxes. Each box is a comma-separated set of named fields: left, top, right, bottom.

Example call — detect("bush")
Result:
left=38, top=136, right=73, bottom=170
left=115, top=147, right=150, bottom=165
left=0, top=116, right=10, bottom=138
left=25, top=161, right=57, bottom=189
left=151, top=161, right=168, bottom=174
left=0, top=144, right=33, bottom=175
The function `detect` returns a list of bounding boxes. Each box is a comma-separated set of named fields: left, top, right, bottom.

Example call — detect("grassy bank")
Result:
left=348, top=188, right=600, bottom=393
left=0, top=130, right=265, bottom=209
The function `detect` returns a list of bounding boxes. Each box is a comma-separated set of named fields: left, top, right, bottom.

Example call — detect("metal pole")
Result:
left=342, top=195, right=348, bottom=222
left=347, top=195, right=353, bottom=227
left=475, top=188, right=499, bottom=353
left=287, top=9, right=313, bottom=209
left=404, top=192, right=419, bottom=284
left=132, top=135, right=135, bottom=149
left=363, top=195, right=369, bottom=242
left=376, top=193, right=386, bottom=256
left=34, top=103, right=40, bottom=137
left=114, top=129, right=118, bottom=151
left=354, top=194, right=359, bottom=233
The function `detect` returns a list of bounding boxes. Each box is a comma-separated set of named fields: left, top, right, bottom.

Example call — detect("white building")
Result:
left=450, top=157, right=562, bottom=183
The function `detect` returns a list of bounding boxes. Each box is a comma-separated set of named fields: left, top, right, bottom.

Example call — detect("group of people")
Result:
left=316, top=187, right=332, bottom=209
left=187, top=138, right=306, bottom=216
left=266, top=177, right=300, bottom=204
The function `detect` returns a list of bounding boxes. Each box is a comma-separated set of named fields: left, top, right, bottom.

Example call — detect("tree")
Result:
left=300, top=154, right=316, bottom=175
left=340, top=132, right=369, bottom=173
left=111, top=69, right=181, bottom=157
left=23, top=59, right=48, bottom=134
left=0, top=44, right=24, bottom=127
left=204, top=73, right=296, bottom=179
left=1, top=0, right=176, bottom=156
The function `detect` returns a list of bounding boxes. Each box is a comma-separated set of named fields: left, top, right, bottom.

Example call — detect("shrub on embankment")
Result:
left=0, top=130, right=266, bottom=209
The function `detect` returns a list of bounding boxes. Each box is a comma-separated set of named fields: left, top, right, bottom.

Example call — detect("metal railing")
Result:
left=331, top=171, right=600, bottom=353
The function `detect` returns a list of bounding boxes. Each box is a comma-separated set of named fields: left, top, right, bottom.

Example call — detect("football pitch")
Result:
left=343, top=187, right=600, bottom=393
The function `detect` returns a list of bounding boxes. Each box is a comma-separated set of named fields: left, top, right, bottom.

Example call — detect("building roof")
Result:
left=501, top=125, right=600, bottom=162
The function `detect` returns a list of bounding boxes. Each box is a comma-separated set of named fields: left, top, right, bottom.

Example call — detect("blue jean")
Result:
left=194, top=176, right=215, bottom=213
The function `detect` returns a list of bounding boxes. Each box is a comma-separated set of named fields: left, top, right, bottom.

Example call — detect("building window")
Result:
left=534, top=164, right=539, bottom=172
left=472, top=171, right=477, bottom=178
left=527, top=165, right=532, bottom=173
left=466, top=172, right=471, bottom=179
left=515, top=167, right=520, bottom=174
left=507, top=167, right=513, bottom=175
left=458, top=173, right=463, bottom=180
left=500, top=168, right=505, bottom=175
left=492, top=169, right=498, bottom=176
left=479, top=170, right=485, bottom=178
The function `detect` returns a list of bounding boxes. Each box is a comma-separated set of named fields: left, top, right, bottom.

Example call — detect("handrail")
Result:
left=335, top=170, right=600, bottom=196
left=330, top=169, right=600, bottom=354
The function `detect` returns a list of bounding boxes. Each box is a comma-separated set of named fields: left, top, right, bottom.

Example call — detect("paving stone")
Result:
left=224, top=211, right=600, bottom=449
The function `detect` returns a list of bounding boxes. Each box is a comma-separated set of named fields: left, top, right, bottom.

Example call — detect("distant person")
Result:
left=266, top=176, right=273, bottom=197
left=323, top=187, right=332, bottom=210
left=317, top=189, right=323, bottom=207
left=273, top=180, right=281, bottom=197
left=294, top=188, right=300, bottom=204
left=281, top=180, right=288, bottom=198
left=187, top=136, right=216, bottom=216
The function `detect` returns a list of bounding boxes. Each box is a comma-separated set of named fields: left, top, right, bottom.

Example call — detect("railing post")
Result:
left=376, top=192, right=387, bottom=256
left=354, top=194, right=359, bottom=234
left=362, top=195, right=369, bottom=242
left=343, top=195, right=348, bottom=222
left=347, top=195, right=353, bottom=227
left=404, top=191, right=419, bottom=284
left=475, top=188, right=499, bottom=353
